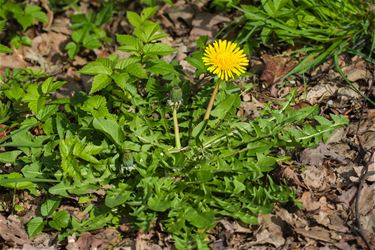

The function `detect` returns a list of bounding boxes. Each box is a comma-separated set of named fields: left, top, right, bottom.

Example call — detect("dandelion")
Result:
left=203, top=40, right=249, bottom=81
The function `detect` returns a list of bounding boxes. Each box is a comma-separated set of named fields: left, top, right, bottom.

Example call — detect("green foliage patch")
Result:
left=0, top=0, right=47, bottom=53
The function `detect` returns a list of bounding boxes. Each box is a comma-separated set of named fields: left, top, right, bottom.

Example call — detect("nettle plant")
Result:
left=0, top=7, right=348, bottom=249
left=65, top=3, right=113, bottom=59
left=0, top=0, right=48, bottom=53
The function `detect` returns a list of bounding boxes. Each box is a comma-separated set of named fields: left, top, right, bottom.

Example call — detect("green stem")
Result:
left=204, top=80, right=221, bottom=120
left=173, top=107, right=181, bottom=149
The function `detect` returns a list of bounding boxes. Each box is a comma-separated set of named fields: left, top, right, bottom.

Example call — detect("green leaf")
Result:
left=65, top=42, right=79, bottom=59
left=211, top=94, right=240, bottom=120
left=149, top=60, right=177, bottom=75
left=147, top=196, right=171, bottom=212
left=0, top=43, right=12, bottom=53
left=49, top=211, right=70, bottom=230
left=0, top=150, right=22, bottom=163
left=90, top=74, right=112, bottom=94
left=116, top=35, right=143, bottom=53
left=115, top=57, right=140, bottom=70
left=41, top=198, right=61, bottom=217
left=92, top=117, right=124, bottom=146
left=141, top=6, right=158, bottom=20
left=25, top=5, right=48, bottom=24
left=80, top=61, right=113, bottom=75
left=27, top=217, right=45, bottom=238
left=127, top=63, right=147, bottom=79
left=127, top=11, right=142, bottom=27
left=105, top=188, right=132, bottom=208
left=143, top=43, right=175, bottom=56
left=95, top=3, right=113, bottom=25
left=41, top=77, right=65, bottom=94
left=185, top=207, right=215, bottom=229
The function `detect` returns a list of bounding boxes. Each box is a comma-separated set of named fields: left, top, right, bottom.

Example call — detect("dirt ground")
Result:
left=0, top=1, right=374, bottom=249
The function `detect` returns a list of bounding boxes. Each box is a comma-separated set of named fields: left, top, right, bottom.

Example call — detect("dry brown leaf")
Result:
left=190, top=13, right=230, bottom=39
left=299, top=192, right=321, bottom=211
left=302, top=166, right=336, bottom=191
left=305, top=84, right=338, bottom=104
left=294, top=227, right=335, bottom=243
left=300, top=143, right=347, bottom=166
left=0, top=215, right=30, bottom=246
left=260, top=54, right=297, bottom=86
left=250, top=214, right=286, bottom=248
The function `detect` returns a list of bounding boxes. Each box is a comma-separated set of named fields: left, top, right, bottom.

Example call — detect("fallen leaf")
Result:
left=260, top=54, right=297, bottom=86
left=190, top=13, right=230, bottom=39
left=299, top=192, right=321, bottom=211
left=0, top=215, right=30, bottom=246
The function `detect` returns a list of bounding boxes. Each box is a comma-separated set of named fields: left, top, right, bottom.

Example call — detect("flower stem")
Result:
left=204, top=80, right=221, bottom=120
left=173, top=107, right=181, bottom=149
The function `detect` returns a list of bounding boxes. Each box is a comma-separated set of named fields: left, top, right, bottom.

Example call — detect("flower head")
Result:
left=202, top=40, right=249, bottom=81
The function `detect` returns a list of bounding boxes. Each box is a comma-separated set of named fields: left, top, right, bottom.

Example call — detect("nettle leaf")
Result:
left=81, top=95, right=110, bottom=118
left=149, top=60, right=178, bottom=75
left=41, top=77, right=65, bottom=94
left=127, top=63, right=147, bottom=79
left=41, top=197, right=61, bottom=217
left=27, top=217, right=45, bottom=238
left=143, top=43, right=176, bottom=56
left=22, top=84, right=46, bottom=113
left=83, top=36, right=102, bottom=49
left=80, top=61, right=113, bottom=75
left=90, top=74, right=112, bottom=94
left=49, top=211, right=70, bottom=230
left=25, top=5, right=48, bottom=24
left=117, top=34, right=143, bottom=53
left=134, top=21, right=166, bottom=43
left=127, top=11, right=142, bottom=27
left=115, top=57, right=141, bottom=70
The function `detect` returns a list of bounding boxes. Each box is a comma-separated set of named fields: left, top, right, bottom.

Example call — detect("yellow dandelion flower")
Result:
left=202, top=40, right=249, bottom=81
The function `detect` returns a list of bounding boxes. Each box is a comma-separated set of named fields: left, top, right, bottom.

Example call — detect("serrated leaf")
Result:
left=80, top=61, right=112, bottom=75
left=90, top=74, right=112, bottom=94
left=41, top=77, right=65, bottom=94
left=127, top=63, right=147, bottom=79
left=143, top=43, right=175, bottom=56
left=114, top=57, right=140, bottom=70
left=127, top=11, right=142, bottom=27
